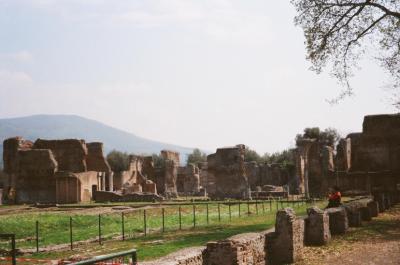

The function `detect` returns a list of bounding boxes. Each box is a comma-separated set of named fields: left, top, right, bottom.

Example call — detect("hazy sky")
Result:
left=0, top=0, right=396, bottom=153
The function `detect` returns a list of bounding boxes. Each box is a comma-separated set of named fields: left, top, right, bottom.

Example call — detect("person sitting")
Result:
left=326, top=186, right=342, bottom=208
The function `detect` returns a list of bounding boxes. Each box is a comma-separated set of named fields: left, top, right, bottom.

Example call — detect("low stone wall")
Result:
left=94, top=191, right=163, bottom=202
left=141, top=246, right=205, bottom=265
left=138, top=194, right=396, bottom=265
left=204, top=231, right=268, bottom=265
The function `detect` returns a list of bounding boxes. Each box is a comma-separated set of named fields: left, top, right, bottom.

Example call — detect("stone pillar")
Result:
left=367, top=200, right=379, bottom=217
left=325, top=207, right=348, bottom=235
left=343, top=203, right=362, bottom=227
left=107, top=172, right=114, bottom=191
left=374, top=193, right=385, bottom=212
left=266, top=208, right=304, bottom=264
left=101, top=172, right=106, bottom=191
left=305, top=207, right=331, bottom=246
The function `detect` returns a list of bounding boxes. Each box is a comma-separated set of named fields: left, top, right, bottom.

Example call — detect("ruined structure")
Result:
left=177, top=164, right=201, bottom=195
left=296, top=114, right=400, bottom=197
left=207, top=145, right=250, bottom=199
left=2, top=137, right=111, bottom=204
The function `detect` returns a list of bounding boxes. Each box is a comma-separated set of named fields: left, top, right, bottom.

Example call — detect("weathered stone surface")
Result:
left=266, top=208, right=304, bottom=264
left=2, top=136, right=111, bottom=204
left=33, top=139, right=88, bottom=172
left=367, top=200, right=379, bottom=217
left=86, top=142, right=111, bottom=172
left=184, top=164, right=200, bottom=194
left=207, top=145, right=250, bottom=199
left=164, top=159, right=178, bottom=198
left=343, top=203, right=362, bottom=227
left=305, top=207, right=331, bottom=246
left=94, top=190, right=163, bottom=202
left=204, top=232, right=267, bottom=265
left=141, top=246, right=205, bottom=265
left=325, top=207, right=348, bottom=235
left=384, top=193, right=391, bottom=209
left=374, top=193, right=386, bottom=212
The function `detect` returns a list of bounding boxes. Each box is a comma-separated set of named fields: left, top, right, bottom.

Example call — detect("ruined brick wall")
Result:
left=206, top=154, right=217, bottom=196
left=15, top=149, right=58, bottom=203
left=86, top=142, right=111, bottom=172
left=336, top=138, right=351, bottom=171
left=245, top=162, right=260, bottom=190
left=207, top=145, right=249, bottom=199
left=55, top=171, right=99, bottom=203
left=183, top=164, right=200, bottom=194
left=198, top=162, right=208, bottom=189
left=33, top=139, right=88, bottom=172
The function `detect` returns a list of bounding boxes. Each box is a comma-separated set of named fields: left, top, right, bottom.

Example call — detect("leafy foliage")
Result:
left=187, top=148, right=207, bottom=166
left=292, top=0, right=400, bottom=106
left=106, top=150, right=130, bottom=172
left=296, top=127, right=341, bottom=147
left=152, top=153, right=165, bottom=168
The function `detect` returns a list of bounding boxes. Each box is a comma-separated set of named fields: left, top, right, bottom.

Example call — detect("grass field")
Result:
left=0, top=199, right=327, bottom=262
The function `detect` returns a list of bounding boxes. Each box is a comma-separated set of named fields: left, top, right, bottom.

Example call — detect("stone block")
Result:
left=374, top=193, right=385, bottom=212
left=305, top=207, right=331, bottom=246
left=325, top=207, right=348, bottom=235
left=266, top=208, right=304, bottom=264
left=343, top=203, right=362, bottom=227
left=367, top=200, right=379, bottom=217
left=204, top=232, right=266, bottom=265
left=360, top=206, right=372, bottom=221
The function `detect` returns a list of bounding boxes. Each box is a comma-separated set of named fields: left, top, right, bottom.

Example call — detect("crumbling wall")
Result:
left=33, top=139, right=88, bottom=172
left=86, top=142, right=111, bottom=172
left=15, top=149, right=58, bottom=203
left=207, top=145, right=249, bottom=199
left=245, top=162, right=260, bottom=190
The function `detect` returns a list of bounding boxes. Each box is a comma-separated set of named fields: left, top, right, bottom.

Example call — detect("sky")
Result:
left=0, top=0, right=397, bottom=154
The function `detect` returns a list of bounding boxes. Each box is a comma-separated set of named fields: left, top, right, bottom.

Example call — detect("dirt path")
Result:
left=298, top=204, right=400, bottom=265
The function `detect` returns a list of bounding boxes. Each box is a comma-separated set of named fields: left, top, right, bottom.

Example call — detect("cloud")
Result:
left=16, top=0, right=272, bottom=45
left=0, top=70, right=33, bottom=88
left=0, top=51, right=33, bottom=63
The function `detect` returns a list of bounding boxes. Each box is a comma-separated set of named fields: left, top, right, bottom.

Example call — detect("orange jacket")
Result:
left=329, top=191, right=341, bottom=201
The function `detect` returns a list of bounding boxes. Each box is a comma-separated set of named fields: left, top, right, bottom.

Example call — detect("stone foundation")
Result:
left=367, top=200, right=379, bottom=217
left=204, top=232, right=267, bottom=265
left=266, top=208, right=304, bottom=264
left=325, top=207, right=348, bottom=235
left=305, top=207, right=330, bottom=246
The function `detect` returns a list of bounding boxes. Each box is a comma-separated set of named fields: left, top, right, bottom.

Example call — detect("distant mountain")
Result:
left=0, top=114, right=197, bottom=167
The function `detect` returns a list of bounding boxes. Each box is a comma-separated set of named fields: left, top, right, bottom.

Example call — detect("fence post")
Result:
left=218, top=203, right=221, bottom=222
left=132, top=251, right=138, bottom=265
left=70, top=217, right=73, bottom=250
left=255, top=200, right=259, bottom=214
left=179, top=206, right=182, bottom=230
left=238, top=202, right=241, bottom=217
left=143, top=210, right=147, bottom=236
left=35, top=220, right=39, bottom=253
left=11, top=234, right=16, bottom=265
left=206, top=203, right=209, bottom=225
left=280, top=200, right=283, bottom=209
left=193, top=204, right=196, bottom=228
left=247, top=201, right=250, bottom=216
left=98, top=214, right=102, bottom=245
left=269, top=200, right=272, bottom=211
left=262, top=200, right=265, bottom=213
left=228, top=203, right=232, bottom=221
left=276, top=200, right=278, bottom=211
left=162, top=208, right=165, bottom=232
left=121, top=212, right=125, bottom=240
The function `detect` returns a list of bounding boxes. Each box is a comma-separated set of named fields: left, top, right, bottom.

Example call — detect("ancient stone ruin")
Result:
left=2, top=137, right=111, bottom=204
left=296, top=114, right=400, bottom=198
left=207, top=145, right=250, bottom=199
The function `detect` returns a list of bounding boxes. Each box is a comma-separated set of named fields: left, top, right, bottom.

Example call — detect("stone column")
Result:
left=305, top=207, right=331, bottom=245
left=266, top=208, right=304, bottom=264
left=107, top=171, right=114, bottom=191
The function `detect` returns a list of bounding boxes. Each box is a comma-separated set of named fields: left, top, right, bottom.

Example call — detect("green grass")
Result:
left=0, top=200, right=325, bottom=261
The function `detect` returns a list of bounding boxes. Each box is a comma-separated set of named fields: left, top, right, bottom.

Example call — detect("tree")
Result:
left=292, top=0, right=400, bottom=106
left=106, top=150, right=130, bottom=172
left=187, top=148, right=207, bottom=166
left=152, top=153, right=165, bottom=168
left=244, top=147, right=263, bottom=163
left=296, top=127, right=341, bottom=147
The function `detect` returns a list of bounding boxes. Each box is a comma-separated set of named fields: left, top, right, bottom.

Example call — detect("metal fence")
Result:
left=69, top=249, right=137, bottom=265
left=0, top=198, right=316, bottom=253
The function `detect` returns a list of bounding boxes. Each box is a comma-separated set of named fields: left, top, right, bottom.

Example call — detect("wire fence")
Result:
left=0, top=197, right=318, bottom=252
